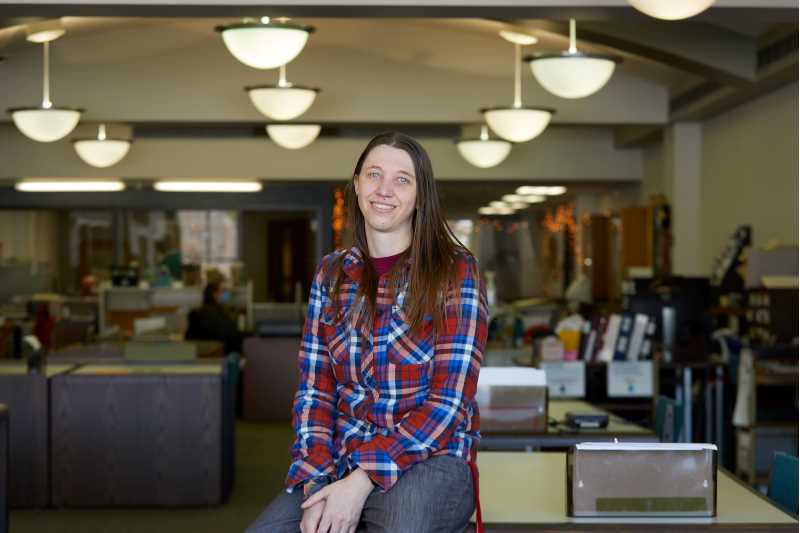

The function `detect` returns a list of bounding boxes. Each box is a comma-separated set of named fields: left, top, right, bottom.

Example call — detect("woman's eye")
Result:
left=397, top=176, right=410, bottom=184
left=368, top=171, right=380, bottom=179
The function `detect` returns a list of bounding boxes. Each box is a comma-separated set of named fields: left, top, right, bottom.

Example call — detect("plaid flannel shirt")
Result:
left=285, top=246, right=487, bottom=492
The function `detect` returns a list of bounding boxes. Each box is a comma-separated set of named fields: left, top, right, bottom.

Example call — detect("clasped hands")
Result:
left=300, top=467, right=374, bottom=533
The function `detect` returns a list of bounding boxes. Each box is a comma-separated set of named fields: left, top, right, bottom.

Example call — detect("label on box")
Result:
left=542, top=361, right=585, bottom=398
left=607, top=361, right=654, bottom=397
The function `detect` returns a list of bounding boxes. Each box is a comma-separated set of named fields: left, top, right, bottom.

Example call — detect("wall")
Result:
left=629, top=81, right=798, bottom=276
left=639, top=141, right=667, bottom=205
left=701, top=81, right=799, bottom=270
left=241, top=212, right=270, bottom=302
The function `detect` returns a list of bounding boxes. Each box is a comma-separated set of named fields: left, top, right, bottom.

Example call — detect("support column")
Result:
left=668, top=123, right=704, bottom=276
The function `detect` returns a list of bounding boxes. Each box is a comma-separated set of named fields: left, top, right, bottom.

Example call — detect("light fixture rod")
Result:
left=278, top=64, right=291, bottom=87
left=480, top=124, right=489, bottom=141
left=98, top=123, right=107, bottom=140
left=42, top=41, right=52, bottom=109
left=569, top=19, right=578, bottom=54
left=513, top=43, right=522, bottom=108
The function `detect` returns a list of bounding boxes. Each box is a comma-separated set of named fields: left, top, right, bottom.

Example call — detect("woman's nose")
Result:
left=376, top=178, right=394, bottom=197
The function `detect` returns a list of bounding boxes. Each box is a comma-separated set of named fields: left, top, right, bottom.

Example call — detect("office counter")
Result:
left=0, top=363, right=75, bottom=508
left=480, top=400, right=658, bottom=451
left=50, top=362, right=234, bottom=507
left=477, top=452, right=797, bottom=531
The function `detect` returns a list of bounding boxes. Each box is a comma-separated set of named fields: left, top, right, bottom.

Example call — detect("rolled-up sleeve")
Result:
left=285, top=261, right=339, bottom=491
left=350, top=254, right=487, bottom=491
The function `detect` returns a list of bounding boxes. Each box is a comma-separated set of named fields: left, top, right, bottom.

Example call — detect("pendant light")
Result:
left=502, top=194, right=545, bottom=204
left=266, top=124, right=321, bottom=149
left=482, top=31, right=554, bottom=143
left=245, top=64, right=320, bottom=120
left=525, top=20, right=622, bottom=100
left=479, top=206, right=515, bottom=216
left=216, top=17, right=314, bottom=70
left=516, top=185, right=567, bottom=196
left=627, top=0, right=715, bottom=20
left=72, top=124, right=132, bottom=168
left=456, top=125, right=512, bottom=168
left=8, top=34, right=83, bottom=143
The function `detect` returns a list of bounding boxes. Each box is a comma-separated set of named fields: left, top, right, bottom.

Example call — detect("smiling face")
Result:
left=353, top=144, right=418, bottom=251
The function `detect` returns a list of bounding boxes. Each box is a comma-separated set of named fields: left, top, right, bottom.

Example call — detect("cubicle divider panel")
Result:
left=51, top=369, right=224, bottom=507
left=0, top=373, right=49, bottom=508
left=243, top=337, right=301, bottom=422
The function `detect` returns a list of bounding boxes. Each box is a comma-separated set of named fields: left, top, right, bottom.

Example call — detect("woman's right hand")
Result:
left=300, top=499, right=326, bottom=533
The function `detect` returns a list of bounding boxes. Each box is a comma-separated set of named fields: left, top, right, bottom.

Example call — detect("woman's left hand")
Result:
left=300, top=467, right=374, bottom=533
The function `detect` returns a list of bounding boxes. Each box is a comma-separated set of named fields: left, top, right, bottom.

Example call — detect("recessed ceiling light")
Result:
left=16, top=179, right=125, bottom=192
left=154, top=181, right=262, bottom=192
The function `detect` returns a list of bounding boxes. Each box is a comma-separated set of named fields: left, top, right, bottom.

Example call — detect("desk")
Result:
left=0, top=363, right=75, bottom=508
left=477, top=452, right=797, bottom=531
left=480, top=400, right=658, bottom=451
left=50, top=362, right=234, bottom=507
left=512, top=356, right=728, bottom=449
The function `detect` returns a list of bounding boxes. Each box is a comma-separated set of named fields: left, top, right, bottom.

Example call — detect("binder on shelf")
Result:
left=577, top=320, right=592, bottom=361
left=626, top=314, right=650, bottom=361
left=597, top=314, right=621, bottom=363
left=613, top=313, right=634, bottom=361
left=582, top=329, right=598, bottom=362
left=639, top=320, right=657, bottom=360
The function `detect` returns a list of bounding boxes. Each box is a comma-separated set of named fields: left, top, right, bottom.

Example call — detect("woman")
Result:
left=185, top=277, right=243, bottom=355
left=248, top=132, right=487, bottom=533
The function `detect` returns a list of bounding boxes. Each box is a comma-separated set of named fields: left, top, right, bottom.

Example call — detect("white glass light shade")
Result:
left=216, top=22, right=313, bottom=69
left=154, top=181, right=262, bottom=193
left=498, top=30, right=538, bottom=46
left=16, top=179, right=125, bottom=192
left=516, top=185, right=566, bottom=196
left=627, top=0, right=715, bottom=20
left=456, top=138, right=512, bottom=168
left=9, top=107, right=82, bottom=142
left=479, top=206, right=514, bottom=216
left=267, top=124, right=321, bottom=149
left=516, top=186, right=549, bottom=196
left=246, top=85, right=319, bottom=120
left=528, top=53, right=619, bottom=99
left=73, top=138, right=131, bottom=168
left=502, top=194, right=545, bottom=204
left=482, top=107, right=553, bottom=143
left=25, top=20, right=66, bottom=43
left=26, top=29, right=65, bottom=43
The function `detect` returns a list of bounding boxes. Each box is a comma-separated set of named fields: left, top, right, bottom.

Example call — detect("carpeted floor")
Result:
left=10, top=421, right=295, bottom=533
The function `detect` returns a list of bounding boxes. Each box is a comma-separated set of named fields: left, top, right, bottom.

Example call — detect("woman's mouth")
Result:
left=370, top=201, right=396, bottom=213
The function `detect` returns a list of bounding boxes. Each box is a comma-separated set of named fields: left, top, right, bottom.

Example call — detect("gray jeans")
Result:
left=246, top=455, right=475, bottom=533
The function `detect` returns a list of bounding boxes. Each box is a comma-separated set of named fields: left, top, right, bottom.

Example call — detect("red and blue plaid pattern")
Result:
left=286, top=246, right=487, bottom=492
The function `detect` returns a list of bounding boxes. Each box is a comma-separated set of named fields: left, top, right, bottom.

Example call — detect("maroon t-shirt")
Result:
left=370, top=249, right=406, bottom=277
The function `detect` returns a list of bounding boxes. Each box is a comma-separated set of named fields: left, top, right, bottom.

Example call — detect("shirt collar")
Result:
left=341, top=245, right=413, bottom=282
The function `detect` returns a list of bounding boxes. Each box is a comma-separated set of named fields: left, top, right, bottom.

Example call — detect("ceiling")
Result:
left=0, top=1, right=795, bottom=188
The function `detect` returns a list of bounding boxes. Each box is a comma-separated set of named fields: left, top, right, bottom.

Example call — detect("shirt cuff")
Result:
left=302, top=475, right=331, bottom=501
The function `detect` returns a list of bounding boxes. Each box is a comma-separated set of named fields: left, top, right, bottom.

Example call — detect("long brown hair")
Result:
left=329, top=131, right=469, bottom=335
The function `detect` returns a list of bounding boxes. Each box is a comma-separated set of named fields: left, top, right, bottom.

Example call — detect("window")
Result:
left=178, top=210, right=240, bottom=277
